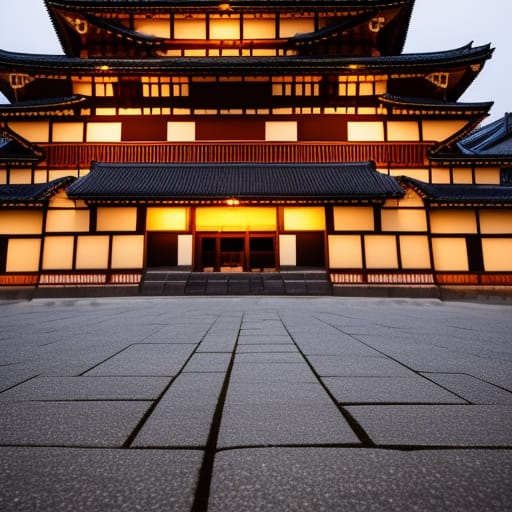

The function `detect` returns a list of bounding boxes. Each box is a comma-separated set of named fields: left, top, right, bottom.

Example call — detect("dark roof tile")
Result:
left=67, top=162, right=404, bottom=201
left=400, top=177, right=512, bottom=205
left=0, top=177, right=76, bottom=204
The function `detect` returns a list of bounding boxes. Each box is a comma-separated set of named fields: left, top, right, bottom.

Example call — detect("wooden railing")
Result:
left=39, top=141, right=430, bottom=168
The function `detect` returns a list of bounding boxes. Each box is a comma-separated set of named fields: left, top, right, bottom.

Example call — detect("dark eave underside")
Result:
left=0, top=43, right=492, bottom=75
left=66, top=162, right=404, bottom=201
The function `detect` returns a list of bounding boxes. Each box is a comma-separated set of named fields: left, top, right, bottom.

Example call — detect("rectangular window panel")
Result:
left=387, top=121, right=420, bottom=141
left=46, top=210, right=89, bottom=232
left=432, top=238, right=468, bottom=271
left=381, top=209, right=427, bottom=232
left=52, top=122, right=84, bottom=143
left=167, top=122, right=195, bottom=142
left=399, top=236, right=431, bottom=269
left=482, top=238, right=512, bottom=271
left=333, top=207, right=374, bottom=231
left=347, top=122, right=384, bottom=142
left=75, top=236, right=109, bottom=269
left=328, top=235, right=363, bottom=269
left=146, top=208, right=189, bottom=231
left=265, top=121, right=297, bottom=141
left=111, top=235, right=144, bottom=269
left=364, top=235, right=398, bottom=269
left=429, top=210, right=477, bottom=234
left=42, top=236, right=74, bottom=270
left=97, top=207, right=137, bottom=232
left=6, top=239, right=41, bottom=272
left=86, top=123, right=122, bottom=142
left=0, top=211, right=43, bottom=235
left=243, top=17, right=276, bottom=39
left=174, top=16, right=206, bottom=39
left=210, top=16, right=240, bottom=39
left=283, top=207, right=325, bottom=231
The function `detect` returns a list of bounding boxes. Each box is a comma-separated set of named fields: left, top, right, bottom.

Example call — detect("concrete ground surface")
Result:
left=0, top=296, right=511, bottom=511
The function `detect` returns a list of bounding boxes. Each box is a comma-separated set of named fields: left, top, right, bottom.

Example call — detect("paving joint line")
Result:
left=190, top=313, right=244, bottom=512
left=277, top=312, right=375, bottom=447
left=121, top=314, right=224, bottom=449
left=315, top=316, right=471, bottom=404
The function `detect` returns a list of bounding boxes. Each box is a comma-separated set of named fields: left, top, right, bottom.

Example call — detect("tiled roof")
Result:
left=457, top=113, right=512, bottom=157
left=399, top=177, right=512, bottom=205
left=45, top=1, right=414, bottom=9
left=0, top=43, right=493, bottom=75
left=66, top=162, right=404, bottom=202
left=0, top=177, right=75, bottom=204
left=0, top=96, right=88, bottom=117
left=380, top=94, right=493, bottom=113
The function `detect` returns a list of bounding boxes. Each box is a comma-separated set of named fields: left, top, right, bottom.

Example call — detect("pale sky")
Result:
left=0, top=0, right=509, bottom=122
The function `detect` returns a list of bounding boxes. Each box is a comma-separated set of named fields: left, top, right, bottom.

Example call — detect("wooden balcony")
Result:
left=39, top=142, right=431, bottom=169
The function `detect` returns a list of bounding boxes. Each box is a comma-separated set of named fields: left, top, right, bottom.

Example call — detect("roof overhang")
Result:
left=66, top=161, right=404, bottom=205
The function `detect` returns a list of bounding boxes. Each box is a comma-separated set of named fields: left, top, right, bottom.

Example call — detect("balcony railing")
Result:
left=39, top=142, right=431, bottom=168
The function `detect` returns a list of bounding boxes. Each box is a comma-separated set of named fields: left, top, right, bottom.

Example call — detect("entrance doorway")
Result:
left=196, top=233, right=276, bottom=272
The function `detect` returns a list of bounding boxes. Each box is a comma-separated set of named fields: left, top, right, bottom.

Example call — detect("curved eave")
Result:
left=0, top=176, right=76, bottom=205
left=429, top=153, right=512, bottom=166
left=0, top=43, right=493, bottom=75
left=398, top=177, right=512, bottom=207
left=380, top=94, right=493, bottom=115
left=0, top=95, right=88, bottom=118
left=45, top=1, right=415, bottom=11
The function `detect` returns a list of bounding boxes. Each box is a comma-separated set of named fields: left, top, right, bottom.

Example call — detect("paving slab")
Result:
left=84, top=343, right=195, bottom=376
left=308, top=355, right=417, bottom=377
left=323, top=376, right=465, bottom=404
left=235, top=352, right=303, bottom=364
left=183, top=352, right=232, bottom=373
left=133, top=373, right=224, bottom=447
left=209, top=448, right=512, bottom=512
left=218, top=381, right=359, bottom=447
left=0, top=401, right=150, bottom=447
left=348, top=405, right=512, bottom=446
left=423, top=373, right=512, bottom=404
left=229, top=362, right=317, bottom=384
left=0, top=376, right=170, bottom=401
left=0, top=447, right=202, bottom=512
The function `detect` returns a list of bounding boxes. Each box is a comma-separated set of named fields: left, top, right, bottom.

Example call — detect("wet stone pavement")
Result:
left=0, top=296, right=511, bottom=511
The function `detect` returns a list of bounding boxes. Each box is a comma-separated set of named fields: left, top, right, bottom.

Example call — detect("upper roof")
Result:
left=399, top=177, right=512, bottom=206
left=45, top=0, right=415, bottom=58
left=66, top=161, right=404, bottom=203
left=0, top=177, right=75, bottom=205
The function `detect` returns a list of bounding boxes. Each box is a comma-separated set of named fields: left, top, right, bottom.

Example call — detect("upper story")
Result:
left=44, top=0, right=416, bottom=58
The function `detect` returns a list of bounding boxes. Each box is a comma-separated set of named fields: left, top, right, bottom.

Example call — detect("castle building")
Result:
left=0, top=0, right=511, bottom=294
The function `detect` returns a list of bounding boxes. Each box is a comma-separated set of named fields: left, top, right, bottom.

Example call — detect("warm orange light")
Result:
left=226, top=198, right=240, bottom=206
left=99, top=65, right=110, bottom=71
left=218, top=3, right=232, bottom=12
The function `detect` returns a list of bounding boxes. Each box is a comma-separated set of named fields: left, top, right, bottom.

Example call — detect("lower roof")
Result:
left=399, top=177, right=512, bottom=206
left=66, top=161, right=404, bottom=203
left=0, top=177, right=75, bottom=205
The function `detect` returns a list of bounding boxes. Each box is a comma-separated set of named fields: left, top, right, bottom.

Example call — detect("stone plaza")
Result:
left=0, top=296, right=511, bottom=510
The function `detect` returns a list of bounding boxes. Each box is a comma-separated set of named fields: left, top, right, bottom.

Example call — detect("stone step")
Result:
left=140, top=270, right=332, bottom=296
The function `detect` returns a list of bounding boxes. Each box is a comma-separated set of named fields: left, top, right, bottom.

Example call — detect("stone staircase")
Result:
left=140, top=269, right=332, bottom=296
